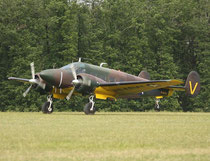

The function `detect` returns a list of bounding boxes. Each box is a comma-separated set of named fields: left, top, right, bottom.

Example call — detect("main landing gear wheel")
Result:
left=42, top=95, right=53, bottom=114
left=84, top=95, right=96, bottom=115
left=155, top=99, right=160, bottom=112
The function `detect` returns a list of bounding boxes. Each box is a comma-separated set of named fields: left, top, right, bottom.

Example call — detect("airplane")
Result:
left=8, top=60, right=200, bottom=114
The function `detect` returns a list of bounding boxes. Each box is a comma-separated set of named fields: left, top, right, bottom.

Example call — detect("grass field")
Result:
left=0, top=112, right=209, bottom=161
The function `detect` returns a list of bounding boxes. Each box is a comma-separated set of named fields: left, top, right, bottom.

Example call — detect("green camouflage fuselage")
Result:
left=39, top=62, right=170, bottom=98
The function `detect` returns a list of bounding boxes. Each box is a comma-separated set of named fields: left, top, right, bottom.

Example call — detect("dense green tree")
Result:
left=0, top=0, right=209, bottom=112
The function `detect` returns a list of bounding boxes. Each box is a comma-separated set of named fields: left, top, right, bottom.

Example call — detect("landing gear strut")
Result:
left=42, top=95, right=53, bottom=114
left=155, top=99, right=160, bottom=112
left=84, top=95, right=96, bottom=115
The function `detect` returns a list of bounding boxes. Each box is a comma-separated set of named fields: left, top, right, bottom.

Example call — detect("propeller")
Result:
left=66, top=65, right=81, bottom=100
left=22, top=62, right=46, bottom=97
left=66, top=86, right=75, bottom=100
left=31, top=62, right=35, bottom=79
left=23, top=85, right=32, bottom=97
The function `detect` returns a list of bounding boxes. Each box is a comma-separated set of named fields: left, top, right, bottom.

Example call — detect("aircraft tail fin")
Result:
left=138, top=71, right=150, bottom=80
left=185, top=71, right=200, bottom=97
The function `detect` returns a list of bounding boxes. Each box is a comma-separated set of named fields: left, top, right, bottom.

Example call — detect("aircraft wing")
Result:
left=98, top=80, right=184, bottom=97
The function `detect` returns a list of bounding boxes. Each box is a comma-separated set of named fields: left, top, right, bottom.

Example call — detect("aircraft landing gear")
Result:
left=155, top=98, right=160, bottom=112
left=84, top=95, right=96, bottom=115
left=42, top=95, right=53, bottom=114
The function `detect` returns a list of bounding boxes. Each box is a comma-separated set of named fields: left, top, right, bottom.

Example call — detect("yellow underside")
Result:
left=52, top=86, right=117, bottom=100
left=52, top=87, right=73, bottom=99
left=94, top=86, right=117, bottom=100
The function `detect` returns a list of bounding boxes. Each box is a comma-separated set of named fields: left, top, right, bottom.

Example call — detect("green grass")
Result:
left=0, top=112, right=210, bottom=161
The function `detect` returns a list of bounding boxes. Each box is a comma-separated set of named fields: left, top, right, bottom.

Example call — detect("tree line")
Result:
left=0, top=0, right=209, bottom=112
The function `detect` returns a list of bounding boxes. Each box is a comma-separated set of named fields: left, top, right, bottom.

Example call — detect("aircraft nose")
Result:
left=40, top=69, right=57, bottom=85
left=40, top=69, right=74, bottom=88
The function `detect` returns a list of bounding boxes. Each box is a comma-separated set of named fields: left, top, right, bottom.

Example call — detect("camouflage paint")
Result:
left=39, top=62, right=174, bottom=100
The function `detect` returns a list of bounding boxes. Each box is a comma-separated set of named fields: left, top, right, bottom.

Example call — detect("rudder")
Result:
left=185, top=71, right=200, bottom=97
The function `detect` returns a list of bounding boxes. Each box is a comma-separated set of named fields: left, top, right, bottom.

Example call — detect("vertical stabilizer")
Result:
left=185, top=71, right=200, bottom=97
left=138, top=71, right=150, bottom=80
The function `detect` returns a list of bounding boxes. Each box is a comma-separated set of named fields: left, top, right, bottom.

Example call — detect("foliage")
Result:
left=0, top=0, right=209, bottom=112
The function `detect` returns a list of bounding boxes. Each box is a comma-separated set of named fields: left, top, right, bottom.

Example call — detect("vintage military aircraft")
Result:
left=8, top=60, right=200, bottom=114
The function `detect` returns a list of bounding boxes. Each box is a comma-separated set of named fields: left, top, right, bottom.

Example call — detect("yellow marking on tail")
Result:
left=189, top=81, right=198, bottom=95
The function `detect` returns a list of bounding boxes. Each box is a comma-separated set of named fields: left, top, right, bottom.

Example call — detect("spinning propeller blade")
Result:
left=30, top=62, right=35, bottom=79
left=24, top=62, right=37, bottom=96
left=66, top=65, right=80, bottom=100
left=71, top=65, right=77, bottom=81
left=66, top=86, right=75, bottom=100
left=12, top=62, right=46, bottom=97
left=23, top=85, right=32, bottom=97
left=29, top=62, right=46, bottom=90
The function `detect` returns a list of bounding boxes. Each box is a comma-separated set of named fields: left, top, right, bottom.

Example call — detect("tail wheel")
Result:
left=42, top=102, right=53, bottom=114
left=84, top=102, right=96, bottom=115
